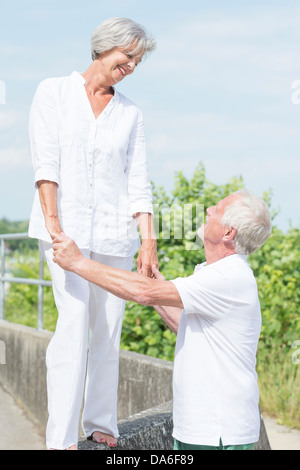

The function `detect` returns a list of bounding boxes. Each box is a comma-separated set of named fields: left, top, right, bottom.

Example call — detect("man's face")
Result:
left=198, top=194, right=239, bottom=245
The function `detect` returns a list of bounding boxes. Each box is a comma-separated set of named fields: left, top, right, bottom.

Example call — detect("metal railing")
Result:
left=0, top=233, right=52, bottom=330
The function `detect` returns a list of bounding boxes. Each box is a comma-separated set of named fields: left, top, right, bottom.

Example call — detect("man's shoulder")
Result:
left=192, top=254, right=254, bottom=287
left=205, top=254, right=250, bottom=274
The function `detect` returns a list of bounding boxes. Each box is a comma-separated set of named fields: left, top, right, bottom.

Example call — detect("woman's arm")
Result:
left=125, top=110, right=158, bottom=278
left=37, top=180, right=62, bottom=240
left=134, top=212, right=159, bottom=278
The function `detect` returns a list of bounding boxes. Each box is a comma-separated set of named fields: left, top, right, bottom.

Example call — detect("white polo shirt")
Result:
left=171, top=254, right=261, bottom=446
left=28, top=71, right=153, bottom=257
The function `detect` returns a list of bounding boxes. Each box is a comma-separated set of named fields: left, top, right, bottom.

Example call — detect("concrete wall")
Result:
left=118, top=349, right=173, bottom=419
left=0, top=320, right=173, bottom=429
left=0, top=321, right=50, bottom=427
left=0, top=320, right=271, bottom=450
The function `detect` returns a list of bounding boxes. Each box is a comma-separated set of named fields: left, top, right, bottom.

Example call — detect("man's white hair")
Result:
left=91, top=17, right=156, bottom=61
left=222, top=189, right=272, bottom=255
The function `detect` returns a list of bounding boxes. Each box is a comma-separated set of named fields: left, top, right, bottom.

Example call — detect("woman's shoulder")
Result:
left=115, top=90, right=143, bottom=119
left=35, top=74, right=72, bottom=95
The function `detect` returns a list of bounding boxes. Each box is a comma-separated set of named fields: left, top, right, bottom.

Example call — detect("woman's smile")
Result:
left=117, top=65, right=126, bottom=76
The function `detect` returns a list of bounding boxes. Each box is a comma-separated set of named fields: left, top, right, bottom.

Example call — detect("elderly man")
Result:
left=52, top=189, right=272, bottom=451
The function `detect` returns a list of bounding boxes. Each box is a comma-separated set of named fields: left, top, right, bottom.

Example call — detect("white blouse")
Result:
left=28, top=71, right=153, bottom=257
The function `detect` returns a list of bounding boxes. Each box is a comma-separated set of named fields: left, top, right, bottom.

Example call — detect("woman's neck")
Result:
left=81, top=61, right=114, bottom=96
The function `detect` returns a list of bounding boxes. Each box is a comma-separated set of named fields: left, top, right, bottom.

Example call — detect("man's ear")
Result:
left=223, top=226, right=237, bottom=242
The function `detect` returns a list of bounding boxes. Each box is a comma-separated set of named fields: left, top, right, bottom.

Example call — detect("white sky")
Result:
left=0, top=0, right=299, bottom=231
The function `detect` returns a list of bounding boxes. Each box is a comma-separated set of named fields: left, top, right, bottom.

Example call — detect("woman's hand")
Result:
left=134, top=212, right=159, bottom=278
left=136, top=238, right=159, bottom=278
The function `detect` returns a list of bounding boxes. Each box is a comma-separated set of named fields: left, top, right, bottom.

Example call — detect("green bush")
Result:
left=250, top=226, right=300, bottom=345
left=4, top=248, right=57, bottom=331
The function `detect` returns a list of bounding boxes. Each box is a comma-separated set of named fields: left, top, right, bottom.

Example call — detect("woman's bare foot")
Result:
left=91, top=431, right=117, bottom=447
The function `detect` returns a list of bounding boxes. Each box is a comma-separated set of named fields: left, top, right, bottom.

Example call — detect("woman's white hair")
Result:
left=91, top=17, right=156, bottom=60
left=222, top=189, right=272, bottom=255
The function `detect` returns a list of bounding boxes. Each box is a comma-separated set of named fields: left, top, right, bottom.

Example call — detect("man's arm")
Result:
left=153, top=305, right=181, bottom=334
left=52, top=234, right=183, bottom=310
left=151, top=265, right=182, bottom=334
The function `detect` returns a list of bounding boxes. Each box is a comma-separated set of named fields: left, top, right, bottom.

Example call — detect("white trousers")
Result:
left=40, top=241, right=133, bottom=450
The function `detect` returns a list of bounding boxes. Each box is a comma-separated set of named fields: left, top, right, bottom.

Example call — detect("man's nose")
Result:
left=207, top=206, right=215, bottom=216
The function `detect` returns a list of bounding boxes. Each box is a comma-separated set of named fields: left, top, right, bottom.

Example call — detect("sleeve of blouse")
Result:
left=125, top=109, right=153, bottom=216
left=29, top=79, right=60, bottom=187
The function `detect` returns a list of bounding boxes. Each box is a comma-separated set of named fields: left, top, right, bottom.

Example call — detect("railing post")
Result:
left=0, top=238, right=6, bottom=320
left=0, top=233, right=52, bottom=329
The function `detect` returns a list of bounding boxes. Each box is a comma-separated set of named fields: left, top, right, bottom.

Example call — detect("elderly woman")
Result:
left=28, top=17, right=158, bottom=450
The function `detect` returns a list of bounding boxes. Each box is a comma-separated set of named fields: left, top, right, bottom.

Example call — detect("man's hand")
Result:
left=152, top=264, right=165, bottom=281
left=52, top=233, right=84, bottom=272
left=152, top=263, right=165, bottom=309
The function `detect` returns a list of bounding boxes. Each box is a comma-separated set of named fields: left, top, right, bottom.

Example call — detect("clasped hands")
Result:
left=52, top=232, right=162, bottom=280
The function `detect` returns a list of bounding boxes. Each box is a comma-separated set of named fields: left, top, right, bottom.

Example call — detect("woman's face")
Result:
left=98, top=44, right=143, bottom=85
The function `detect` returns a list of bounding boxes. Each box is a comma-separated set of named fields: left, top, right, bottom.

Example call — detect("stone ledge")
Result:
left=78, top=401, right=271, bottom=451
left=79, top=401, right=173, bottom=450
